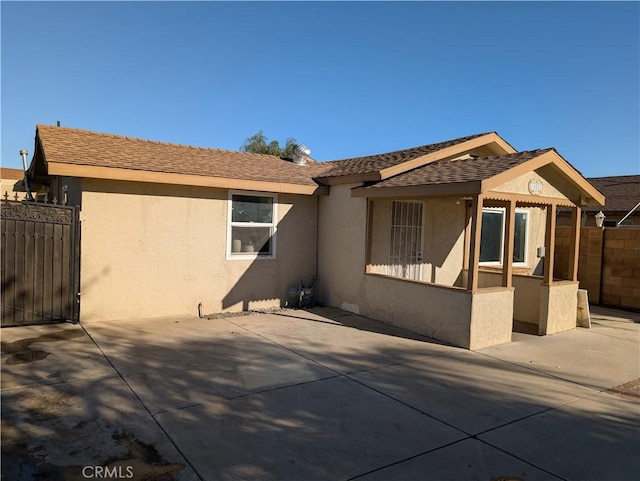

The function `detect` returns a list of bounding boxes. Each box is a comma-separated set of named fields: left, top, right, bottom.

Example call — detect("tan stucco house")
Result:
left=20, top=125, right=604, bottom=349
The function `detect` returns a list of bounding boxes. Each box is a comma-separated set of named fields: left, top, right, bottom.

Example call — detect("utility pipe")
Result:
left=19, top=150, right=34, bottom=201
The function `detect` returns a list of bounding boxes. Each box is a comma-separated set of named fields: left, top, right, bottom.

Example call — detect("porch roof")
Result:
left=352, top=148, right=605, bottom=207
left=313, top=132, right=516, bottom=184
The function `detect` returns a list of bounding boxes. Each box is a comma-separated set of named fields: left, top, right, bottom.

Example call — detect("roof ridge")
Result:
left=326, top=131, right=496, bottom=164
left=477, top=147, right=553, bottom=159
left=36, top=124, right=282, bottom=160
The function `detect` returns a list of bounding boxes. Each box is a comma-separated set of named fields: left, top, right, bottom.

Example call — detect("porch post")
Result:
left=364, top=200, right=374, bottom=273
left=567, top=206, right=581, bottom=281
left=543, top=203, right=557, bottom=285
left=502, top=199, right=516, bottom=288
left=467, top=194, right=484, bottom=292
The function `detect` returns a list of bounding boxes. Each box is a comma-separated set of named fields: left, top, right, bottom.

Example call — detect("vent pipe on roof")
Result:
left=292, top=144, right=311, bottom=166
left=20, top=150, right=34, bottom=201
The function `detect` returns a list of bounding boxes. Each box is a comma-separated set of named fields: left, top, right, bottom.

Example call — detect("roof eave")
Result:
left=480, top=149, right=606, bottom=207
left=351, top=181, right=482, bottom=198
left=47, top=162, right=322, bottom=195
left=323, top=132, right=517, bottom=184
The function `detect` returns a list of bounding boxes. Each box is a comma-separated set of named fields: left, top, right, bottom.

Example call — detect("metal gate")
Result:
left=1, top=200, right=80, bottom=327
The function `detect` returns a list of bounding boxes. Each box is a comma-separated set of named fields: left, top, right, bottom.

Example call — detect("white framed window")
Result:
left=227, top=191, right=277, bottom=260
left=479, top=207, right=528, bottom=266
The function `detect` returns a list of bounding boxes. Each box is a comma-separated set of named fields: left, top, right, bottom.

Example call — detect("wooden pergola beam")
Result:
left=467, top=194, right=484, bottom=292
left=543, top=203, right=557, bottom=285
left=567, top=206, right=581, bottom=281
left=502, top=199, right=516, bottom=288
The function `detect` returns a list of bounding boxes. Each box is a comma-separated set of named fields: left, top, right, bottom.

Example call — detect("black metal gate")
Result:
left=1, top=200, right=80, bottom=327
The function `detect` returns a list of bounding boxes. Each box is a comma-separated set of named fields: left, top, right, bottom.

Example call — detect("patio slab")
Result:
left=477, top=317, right=639, bottom=391
left=479, top=392, right=640, bottom=481
left=1, top=322, right=115, bottom=391
left=229, top=307, right=454, bottom=374
left=154, top=376, right=466, bottom=481
left=1, top=376, right=199, bottom=481
left=3, top=306, right=639, bottom=480
left=355, top=438, right=563, bottom=481
left=587, top=305, right=640, bottom=341
left=83, top=315, right=337, bottom=414
left=350, top=349, right=598, bottom=435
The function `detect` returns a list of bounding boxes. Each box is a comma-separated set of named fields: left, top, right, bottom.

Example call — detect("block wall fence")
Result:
left=555, top=226, right=640, bottom=310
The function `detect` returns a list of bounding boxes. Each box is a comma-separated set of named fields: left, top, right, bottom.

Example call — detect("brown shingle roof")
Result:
left=583, top=175, right=640, bottom=213
left=36, top=124, right=325, bottom=187
left=362, top=149, right=553, bottom=189
left=315, top=132, right=493, bottom=178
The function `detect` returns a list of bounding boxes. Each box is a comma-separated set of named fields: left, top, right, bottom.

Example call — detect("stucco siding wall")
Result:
left=492, top=170, right=570, bottom=200
left=539, top=282, right=579, bottom=335
left=512, top=275, right=543, bottom=325
left=318, top=185, right=507, bottom=349
left=361, top=275, right=473, bottom=348
left=1, top=178, right=21, bottom=199
left=469, top=288, right=514, bottom=349
left=369, top=199, right=391, bottom=275
left=423, top=199, right=466, bottom=285
left=367, top=198, right=466, bottom=285
left=79, top=179, right=315, bottom=322
left=317, top=184, right=368, bottom=310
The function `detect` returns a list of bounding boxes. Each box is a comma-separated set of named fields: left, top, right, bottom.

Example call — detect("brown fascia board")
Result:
left=315, top=171, right=382, bottom=186
left=351, top=181, right=482, bottom=198
left=378, top=132, right=517, bottom=180
left=46, top=162, right=323, bottom=195
left=0, top=168, right=25, bottom=180
left=315, top=132, right=517, bottom=186
left=481, top=149, right=605, bottom=207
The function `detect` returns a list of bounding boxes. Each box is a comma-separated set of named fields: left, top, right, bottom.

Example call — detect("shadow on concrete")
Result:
left=2, top=310, right=638, bottom=481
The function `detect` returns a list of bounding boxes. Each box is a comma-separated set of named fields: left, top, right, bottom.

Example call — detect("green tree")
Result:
left=241, top=131, right=297, bottom=159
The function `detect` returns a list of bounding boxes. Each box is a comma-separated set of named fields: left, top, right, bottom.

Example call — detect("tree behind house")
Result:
left=241, top=131, right=297, bottom=160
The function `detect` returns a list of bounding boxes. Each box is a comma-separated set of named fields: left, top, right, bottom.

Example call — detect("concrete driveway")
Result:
left=2, top=306, right=638, bottom=480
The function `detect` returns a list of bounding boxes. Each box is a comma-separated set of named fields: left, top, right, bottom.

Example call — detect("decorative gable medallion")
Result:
left=528, top=179, right=543, bottom=196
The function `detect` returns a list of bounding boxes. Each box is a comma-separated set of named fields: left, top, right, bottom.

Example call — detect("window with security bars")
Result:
left=388, top=201, right=424, bottom=280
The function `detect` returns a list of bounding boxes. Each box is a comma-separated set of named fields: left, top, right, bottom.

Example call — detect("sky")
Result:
left=1, top=1, right=638, bottom=177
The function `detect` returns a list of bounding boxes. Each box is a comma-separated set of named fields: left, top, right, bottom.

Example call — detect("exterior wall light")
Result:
left=594, top=211, right=606, bottom=228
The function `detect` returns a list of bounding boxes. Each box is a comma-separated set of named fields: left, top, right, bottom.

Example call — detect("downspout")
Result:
left=19, top=150, right=34, bottom=201
left=312, top=193, right=319, bottom=305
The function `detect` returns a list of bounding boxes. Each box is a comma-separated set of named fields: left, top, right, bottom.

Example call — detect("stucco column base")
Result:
left=469, top=287, right=514, bottom=350
left=538, top=282, right=579, bottom=335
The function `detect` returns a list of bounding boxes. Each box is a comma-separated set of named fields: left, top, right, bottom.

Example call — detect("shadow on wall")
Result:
left=221, top=196, right=316, bottom=311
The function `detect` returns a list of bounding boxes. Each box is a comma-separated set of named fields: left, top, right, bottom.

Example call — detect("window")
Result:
left=387, top=201, right=424, bottom=280
left=479, top=207, right=528, bottom=266
left=227, top=192, right=277, bottom=259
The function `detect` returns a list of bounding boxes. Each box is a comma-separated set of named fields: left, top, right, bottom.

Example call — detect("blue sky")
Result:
left=2, top=1, right=638, bottom=177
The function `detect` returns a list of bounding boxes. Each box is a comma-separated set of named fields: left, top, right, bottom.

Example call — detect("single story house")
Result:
left=1, top=168, right=27, bottom=200
left=22, top=125, right=604, bottom=349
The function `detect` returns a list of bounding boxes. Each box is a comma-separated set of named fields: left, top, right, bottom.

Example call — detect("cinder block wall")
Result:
left=555, top=226, right=640, bottom=310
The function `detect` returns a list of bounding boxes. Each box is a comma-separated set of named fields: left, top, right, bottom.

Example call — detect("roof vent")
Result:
left=292, top=144, right=311, bottom=166
left=450, top=153, right=479, bottom=161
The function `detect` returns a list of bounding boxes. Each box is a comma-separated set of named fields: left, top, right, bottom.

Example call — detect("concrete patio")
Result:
left=2, top=306, right=638, bottom=480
